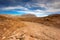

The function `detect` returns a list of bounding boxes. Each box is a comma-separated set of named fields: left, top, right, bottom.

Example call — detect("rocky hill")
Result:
left=19, top=14, right=60, bottom=28
left=21, top=14, right=36, bottom=17
left=0, top=14, right=60, bottom=40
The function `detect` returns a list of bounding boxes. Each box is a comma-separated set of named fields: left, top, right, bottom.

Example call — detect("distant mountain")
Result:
left=21, top=14, right=36, bottom=17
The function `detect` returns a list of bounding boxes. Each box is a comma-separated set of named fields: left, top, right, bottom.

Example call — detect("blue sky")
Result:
left=0, top=0, right=60, bottom=17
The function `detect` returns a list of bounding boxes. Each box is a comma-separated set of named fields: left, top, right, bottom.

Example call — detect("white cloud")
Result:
left=31, top=1, right=60, bottom=13
left=45, top=1, right=60, bottom=13
left=0, top=0, right=60, bottom=17
left=18, top=9, right=48, bottom=17
left=46, top=9, right=60, bottom=12
left=1, top=6, right=29, bottom=11
left=47, top=2, right=60, bottom=9
left=1, top=0, right=60, bottom=13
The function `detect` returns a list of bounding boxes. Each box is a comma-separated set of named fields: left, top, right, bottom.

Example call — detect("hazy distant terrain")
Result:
left=19, top=14, right=60, bottom=28
left=0, top=14, right=60, bottom=40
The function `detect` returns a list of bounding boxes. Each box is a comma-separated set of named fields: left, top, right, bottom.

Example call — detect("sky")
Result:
left=0, top=0, right=60, bottom=17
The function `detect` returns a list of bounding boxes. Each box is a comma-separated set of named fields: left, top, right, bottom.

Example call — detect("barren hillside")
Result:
left=0, top=14, right=60, bottom=40
left=18, top=14, right=60, bottom=28
left=21, top=14, right=36, bottom=17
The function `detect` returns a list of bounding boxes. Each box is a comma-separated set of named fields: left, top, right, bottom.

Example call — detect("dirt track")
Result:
left=1, top=21, right=60, bottom=40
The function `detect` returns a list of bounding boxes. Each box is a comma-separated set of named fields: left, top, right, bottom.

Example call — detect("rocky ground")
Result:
left=0, top=14, right=60, bottom=40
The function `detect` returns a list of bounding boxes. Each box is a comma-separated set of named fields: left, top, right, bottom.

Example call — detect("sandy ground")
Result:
left=1, top=21, right=60, bottom=40
left=0, top=14, right=60, bottom=40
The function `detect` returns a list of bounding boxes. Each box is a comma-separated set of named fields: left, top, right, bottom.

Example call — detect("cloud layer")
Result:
left=0, top=0, right=60, bottom=17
